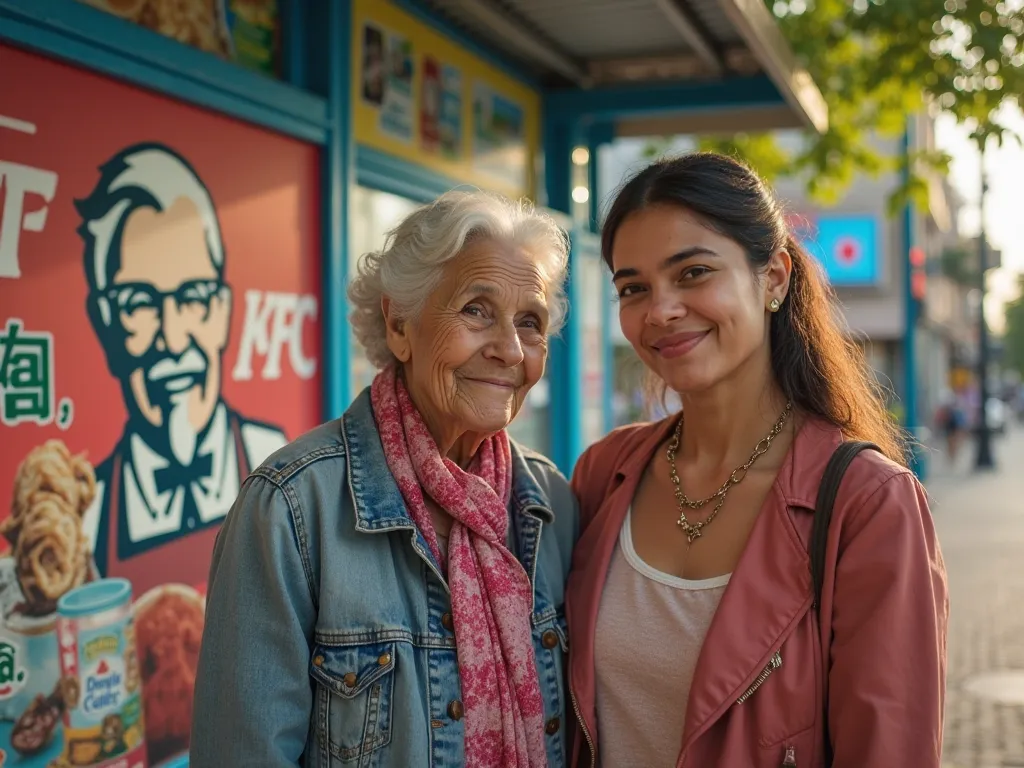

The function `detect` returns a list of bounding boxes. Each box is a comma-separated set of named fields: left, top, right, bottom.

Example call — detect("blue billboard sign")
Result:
left=801, top=214, right=880, bottom=286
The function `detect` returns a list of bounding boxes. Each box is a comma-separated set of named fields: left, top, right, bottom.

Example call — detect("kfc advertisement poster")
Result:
left=0, top=45, right=322, bottom=766
left=76, top=0, right=281, bottom=78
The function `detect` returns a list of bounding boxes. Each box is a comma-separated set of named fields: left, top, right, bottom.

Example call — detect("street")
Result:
left=928, top=424, right=1024, bottom=768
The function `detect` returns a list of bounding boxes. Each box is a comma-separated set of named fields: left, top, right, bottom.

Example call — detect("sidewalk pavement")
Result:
left=925, top=425, right=1024, bottom=768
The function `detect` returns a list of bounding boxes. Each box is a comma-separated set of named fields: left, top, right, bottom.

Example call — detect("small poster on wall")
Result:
left=361, top=23, right=386, bottom=107
left=472, top=81, right=527, bottom=191
left=420, top=56, right=462, bottom=160
left=360, top=22, right=415, bottom=143
left=76, top=0, right=280, bottom=77
left=383, top=32, right=415, bottom=143
left=802, top=214, right=880, bottom=286
left=438, top=64, right=463, bottom=159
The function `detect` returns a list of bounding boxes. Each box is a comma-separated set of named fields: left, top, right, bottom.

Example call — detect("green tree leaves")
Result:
left=648, top=0, right=1023, bottom=205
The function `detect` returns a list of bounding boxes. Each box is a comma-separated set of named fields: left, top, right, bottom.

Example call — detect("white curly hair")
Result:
left=347, top=190, right=570, bottom=369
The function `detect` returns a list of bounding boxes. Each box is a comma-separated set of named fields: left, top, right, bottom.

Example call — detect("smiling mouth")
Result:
left=650, top=331, right=710, bottom=359
left=466, top=377, right=518, bottom=390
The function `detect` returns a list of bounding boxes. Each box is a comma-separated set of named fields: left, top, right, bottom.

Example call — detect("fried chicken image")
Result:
left=134, top=585, right=205, bottom=764
left=2, top=440, right=96, bottom=616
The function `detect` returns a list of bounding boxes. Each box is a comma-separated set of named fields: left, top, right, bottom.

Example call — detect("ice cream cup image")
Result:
left=56, top=578, right=147, bottom=766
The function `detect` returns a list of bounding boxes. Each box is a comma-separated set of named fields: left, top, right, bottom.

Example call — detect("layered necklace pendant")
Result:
left=668, top=402, right=792, bottom=543
left=674, top=488, right=728, bottom=544
left=680, top=522, right=703, bottom=545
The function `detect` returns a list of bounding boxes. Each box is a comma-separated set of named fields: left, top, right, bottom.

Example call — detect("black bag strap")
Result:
left=811, top=440, right=881, bottom=766
left=811, top=440, right=880, bottom=609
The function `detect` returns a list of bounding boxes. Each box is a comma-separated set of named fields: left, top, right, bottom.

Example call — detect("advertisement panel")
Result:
left=0, top=45, right=321, bottom=766
left=76, top=0, right=280, bottom=77
left=798, top=213, right=881, bottom=287
left=353, top=0, right=540, bottom=200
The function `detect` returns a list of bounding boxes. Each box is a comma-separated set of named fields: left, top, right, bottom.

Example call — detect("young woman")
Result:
left=566, top=154, right=948, bottom=768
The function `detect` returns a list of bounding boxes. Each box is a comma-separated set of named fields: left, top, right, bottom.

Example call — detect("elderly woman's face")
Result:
left=390, top=237, right=550, bottom=439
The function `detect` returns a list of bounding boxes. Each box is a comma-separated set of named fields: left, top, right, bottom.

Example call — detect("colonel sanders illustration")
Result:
left=76, top=143, right=286, bottom=593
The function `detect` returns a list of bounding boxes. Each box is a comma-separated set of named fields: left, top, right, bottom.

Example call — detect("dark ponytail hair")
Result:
left=601, top=152, right=906, bottom=465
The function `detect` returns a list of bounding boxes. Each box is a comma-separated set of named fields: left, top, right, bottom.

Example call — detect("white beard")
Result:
left=167, top=390, right=199, bottom=466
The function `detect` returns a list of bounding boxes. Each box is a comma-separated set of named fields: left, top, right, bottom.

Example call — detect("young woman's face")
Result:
left=610, top=204, right=789, bottom=395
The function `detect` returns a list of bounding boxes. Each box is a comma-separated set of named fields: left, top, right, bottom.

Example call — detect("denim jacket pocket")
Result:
left=311, top=641, right=396, bottom=765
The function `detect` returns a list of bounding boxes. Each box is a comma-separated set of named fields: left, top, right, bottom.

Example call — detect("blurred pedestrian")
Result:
left=936, top=388, right=966, bottom=461
left=566, top=153, right=948, bottom=767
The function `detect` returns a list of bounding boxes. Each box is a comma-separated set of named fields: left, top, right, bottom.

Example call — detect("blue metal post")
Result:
left=588, top=122, right=615, bottom=436
left=973, top=143, right=995, bottom=470
left=901, top=125, right=923, bottom=478
left=543, top=117, right=583, bottom=474
left=311, top=0, right=353, bottom=419
left=281, top=0, right=306, bottom=89
left=587, top=122, right=614, bottom=232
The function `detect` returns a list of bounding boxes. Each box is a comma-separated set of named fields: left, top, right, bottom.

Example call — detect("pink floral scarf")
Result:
left=370, top=365, right=548, bottom=767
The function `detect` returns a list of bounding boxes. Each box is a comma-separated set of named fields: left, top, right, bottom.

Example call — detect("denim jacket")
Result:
left=191, top=390, right=580, bottom=767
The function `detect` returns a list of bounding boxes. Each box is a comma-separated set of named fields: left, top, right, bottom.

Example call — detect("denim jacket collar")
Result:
left=341, top=389, right=555, bottom=534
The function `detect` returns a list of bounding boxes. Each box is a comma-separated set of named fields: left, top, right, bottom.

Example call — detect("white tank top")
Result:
left=594, top=508, right=731, bottom=767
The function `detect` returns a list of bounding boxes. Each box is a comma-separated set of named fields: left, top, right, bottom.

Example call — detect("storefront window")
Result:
left=506, top=376, right=552, bottom=457
left=349, top=186, right=420, bottom=398
left=611, top=339, right=680, bottom=427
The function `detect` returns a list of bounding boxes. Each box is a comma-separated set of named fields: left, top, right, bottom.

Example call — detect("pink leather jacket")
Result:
left=566, top=416, right=948, bottom=768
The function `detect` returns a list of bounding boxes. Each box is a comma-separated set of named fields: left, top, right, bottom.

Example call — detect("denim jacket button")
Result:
left=545, top=717, right=561, bottom=735
left=343, top=672, right=357, bottom=687
left=312, top=655, right=324, bottom=667
left=441, top=612, right=454, bottom=631
left=378, top=652, right=392, bottom=666
left=541, top=630, right=559, bottom=649
left=448, top=700, right=464, bottom=721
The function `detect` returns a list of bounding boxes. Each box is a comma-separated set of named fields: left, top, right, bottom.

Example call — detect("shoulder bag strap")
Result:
left=811, top=439, right=881, bottom=766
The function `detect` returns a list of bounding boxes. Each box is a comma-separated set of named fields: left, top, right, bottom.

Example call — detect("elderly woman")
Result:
left=191, top=191, right=577, bottom=767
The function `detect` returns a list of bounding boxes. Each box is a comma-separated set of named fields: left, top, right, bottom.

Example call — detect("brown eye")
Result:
left=680, top=266, right=711, bottom=280
left=519, top=316, right=541, bottom=330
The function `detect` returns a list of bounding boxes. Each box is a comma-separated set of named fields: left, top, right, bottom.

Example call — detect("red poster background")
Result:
left=0, top=44, right=323, bottom=517
left=0, top=44, right=322, bottom=767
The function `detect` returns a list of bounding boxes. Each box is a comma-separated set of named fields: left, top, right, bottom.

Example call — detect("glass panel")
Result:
left=577, top=236, right=608, bottom=447
left=349, top=186, right=421, bottom=400
left=77, top=0, right=282, bottom=78
left=506, top=376, right=552, bottom=457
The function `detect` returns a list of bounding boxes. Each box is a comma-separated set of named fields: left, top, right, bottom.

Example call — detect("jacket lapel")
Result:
left=680, top=421, right=827, bottom=754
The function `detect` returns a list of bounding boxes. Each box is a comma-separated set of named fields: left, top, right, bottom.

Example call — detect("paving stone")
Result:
left=926, top=428, right=1024, bottom=763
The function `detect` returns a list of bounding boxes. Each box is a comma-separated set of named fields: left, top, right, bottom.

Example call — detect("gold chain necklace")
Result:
left=668, top=402, right=792, bottom=544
